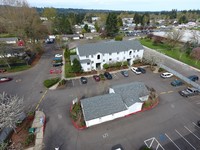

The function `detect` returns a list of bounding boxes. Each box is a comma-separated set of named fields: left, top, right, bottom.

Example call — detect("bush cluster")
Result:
left=24, top=134, right=35, bottom=146
left=43, top=77, right=60, bottom=88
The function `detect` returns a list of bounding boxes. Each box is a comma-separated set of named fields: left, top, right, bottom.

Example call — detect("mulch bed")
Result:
left=9, top=117, right=34, bottom=149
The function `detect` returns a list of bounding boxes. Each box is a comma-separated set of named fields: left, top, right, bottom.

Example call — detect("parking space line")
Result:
left=184, top=126, right=200, bottom=140
left=175, top=129, right=196, bottom=150
left=165, top=133, right=181, bottom=150
left=192, top=122, right=200, bottom=129
left=167, top=91, right=174, bottom=93
left=72, top=80, right=74, bottom=87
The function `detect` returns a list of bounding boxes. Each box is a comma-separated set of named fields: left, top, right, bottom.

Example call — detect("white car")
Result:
left=160, top=72, right=173, bottom=78
left=55, top=54, right=63, bottom=58
left=131, top=67, right=142, bottom=75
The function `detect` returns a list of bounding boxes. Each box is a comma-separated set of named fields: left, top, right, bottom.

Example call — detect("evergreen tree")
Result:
left=117, top=17, right=123, bottom=27
left=105, top=13, right=119, bottom=37
left=72, top=58, right=82, bottom=73
left=134, top=13, right=141, bottom=25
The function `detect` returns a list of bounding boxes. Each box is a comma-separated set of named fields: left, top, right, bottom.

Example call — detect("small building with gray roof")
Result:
left=80, top=82, right=149, bottom=127
left=70, top=40, right=144, bottom=72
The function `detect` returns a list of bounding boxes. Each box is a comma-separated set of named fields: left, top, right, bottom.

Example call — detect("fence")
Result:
left=159, top=64, right=200, bottom=90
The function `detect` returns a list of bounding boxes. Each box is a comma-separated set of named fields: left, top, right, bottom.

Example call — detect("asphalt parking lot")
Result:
left=144, top=121, right=200, bottom=150
left=43, top=66, right=200, bottom=150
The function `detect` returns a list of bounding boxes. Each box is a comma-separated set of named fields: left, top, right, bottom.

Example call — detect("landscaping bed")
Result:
left=9, top=116, right=35, bottom=149
left=70, top=101, right=86, bottom=129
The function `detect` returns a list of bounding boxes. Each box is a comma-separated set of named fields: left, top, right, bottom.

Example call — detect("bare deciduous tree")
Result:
left=190, top=30, right=200, bottom=45
left=166, top=29, right=184, bottom=50
left=0, top=92, right=24, bottom=132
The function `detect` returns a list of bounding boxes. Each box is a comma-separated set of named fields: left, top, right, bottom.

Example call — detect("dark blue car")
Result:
left=171, top=79, right=184, bottom=86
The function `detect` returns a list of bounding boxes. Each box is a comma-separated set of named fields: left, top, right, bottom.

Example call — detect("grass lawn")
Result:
left=0, top=33, right=16, bottom=38
left=6, top=65, right=31, bottom=72
left=140, top=38, right=200, bottom=69
left=65, top=62, right=75, bottom=78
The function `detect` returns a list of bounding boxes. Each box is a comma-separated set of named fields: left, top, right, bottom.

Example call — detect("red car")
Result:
left=93, top=75, right=100, bottom=82
left=50, top=69, right=62, bottom=74
left=0, top=77, right=12, bottom=83
left=0, top=69, right=6, bottom=73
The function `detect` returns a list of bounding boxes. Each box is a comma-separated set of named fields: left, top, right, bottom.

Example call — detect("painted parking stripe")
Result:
left=184, top=126, right=200, bottom=140
left=167, top=91, right=174, bottom=93
left=192, top=122, right=200, bottom=129
left=175, top=129, right=196, bottom=150
left=72, top=79, right=74, bottom=87
left=164, top=133, right=181, bottom=150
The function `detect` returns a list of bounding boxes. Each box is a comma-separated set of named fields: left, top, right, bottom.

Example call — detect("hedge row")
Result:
left=43, top=77, right=60, bottom=88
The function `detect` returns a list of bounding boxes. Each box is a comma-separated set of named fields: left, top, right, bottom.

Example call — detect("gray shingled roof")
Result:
left=111, top=82, right=149, bottom=107
left=81, top=94, right=127, bottom=121
left=70, top=55, right=91, bottom=63
left=77, top=40, right=143, bottom=56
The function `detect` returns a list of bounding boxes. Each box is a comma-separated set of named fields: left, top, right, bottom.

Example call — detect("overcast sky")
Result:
left=28, top=0, right=199, bottom=11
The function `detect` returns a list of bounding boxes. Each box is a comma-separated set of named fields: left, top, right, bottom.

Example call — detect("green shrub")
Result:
left=115, top=62, right=122, bottom=68
left=59, top=79, right=67, bottom=86
left=103, top=63, right=109, bottom=69
left=115, top=35, right=123, bottom=41
left=99, top=74, right=105, bottom=80
left=133, top=59, right=141, bottom=64
left=24, top=134, right=35, bottom=146
left=122, top=61, right=128, bottom=66
left=158, top=68, right=165, bottom=72
left=43, top=77, right=60, bottom=88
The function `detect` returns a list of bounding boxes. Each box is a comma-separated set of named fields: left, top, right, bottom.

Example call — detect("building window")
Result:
left=91, top=61, right=94, bottom=63
left=133, top=55, right=135, bottom=58
left=86, top=55, right=89, bottom=58
left=137, top=50, right=139, bottom=52
left=134, top=50, right=135, bottom=53
left=97, top=54, right=100, bottom=59
left=129, top=51, right=132, bottom=55
left=109, top=58, right=112, bottom=61
left=117, top=57, right=119, bottom=60
left=136, top=55, right=138, bottom=57
left=124, top=57, right=125, bottom=59
left=92, top=66, right=94, bottom=69
left=117, top=52, right=119, bottom=54
left=91, top=55, right=93, bottom=58
left=87, top=68, right=90, bottom=71
left=103, top=60, right=105, bottom=62
left=109, top=53, right=112, bottom=55
left=87, top=62, right=90, bottom=65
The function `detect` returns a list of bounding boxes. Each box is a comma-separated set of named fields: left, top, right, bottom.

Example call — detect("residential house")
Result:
left=70, top=40, right=144, bottom=72
left=81, top=82, right=149, bottom=127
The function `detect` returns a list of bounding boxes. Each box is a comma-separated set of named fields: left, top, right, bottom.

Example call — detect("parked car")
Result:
left=0, top=77, right=12, bottom=83
left=50, top=69, right=62, bottom=74
left=179, top=87, right=199, bottom=97
left=171, top=79, right=183, bottom=86
left=80, top=77, right=87, bottom=84
left=93, top=75, right=100, bottom=82
left=111, top=144, right=124, bottom=150
left=188, top=75, right=199, bottom=82
left=121, top=70, right=129, bottom=77
left=0, top=68, right=6, bottom=73
left=160, top=72, right=173, bottom=78
left=137, top=67, right=146, bottom=74
left=104, top=72, right=112, bottom=80
left=55, top=54, right=63, bottom=58
left=131, top=67, right=142, bottom=75
left=53, top=62, right=63, bottom=67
